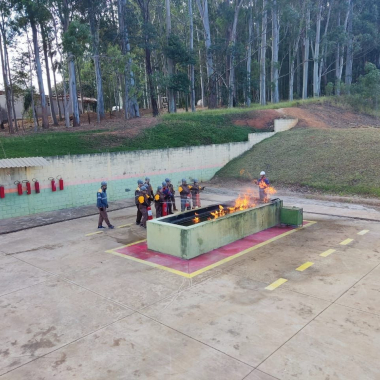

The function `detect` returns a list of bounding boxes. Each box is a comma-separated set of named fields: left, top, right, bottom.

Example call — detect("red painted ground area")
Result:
left=113, top=223, right=307, bottom=275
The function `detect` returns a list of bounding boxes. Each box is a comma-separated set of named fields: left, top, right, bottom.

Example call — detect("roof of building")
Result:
left=0, top=157, right=50, bottom=169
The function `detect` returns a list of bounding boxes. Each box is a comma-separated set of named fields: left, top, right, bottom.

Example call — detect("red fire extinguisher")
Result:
left=15, top=181, right=23, bottom=196
left=0, top=185, right=5, bottom=199
left=23, top=180, right=31, bottom=195
left=33, top=178, right=40, bottom=194
left=57, top=175, right=64, bottom=190
left=162, top=202, right=168, bottom=216
left=147, top=205, right=153, bottom=220
left=49, top=177, right=56, bottom=192
left=185, top=195, right=190, bottom=209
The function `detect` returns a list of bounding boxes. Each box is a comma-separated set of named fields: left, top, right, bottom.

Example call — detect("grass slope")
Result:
left=0, top=99, right=320, bottom=159
left=216, top=128, right=380, bottom=197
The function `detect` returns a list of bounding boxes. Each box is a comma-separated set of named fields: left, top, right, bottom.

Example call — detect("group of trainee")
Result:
left=96, top=171, right=269, bottom=229
left=135, top=177, right=205, bottom=228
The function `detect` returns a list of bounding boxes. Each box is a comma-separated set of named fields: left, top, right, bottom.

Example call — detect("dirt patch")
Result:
left=232, top=109, right=283, bottom=130
left=280, top=103, right=380, bottom=129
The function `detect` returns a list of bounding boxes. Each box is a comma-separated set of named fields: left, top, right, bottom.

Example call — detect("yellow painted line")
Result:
left=104, top=221, right=316, bottom=278
left=340, top=238, right=354, bottom=246
left=105, top=248, right=191, bottom=278
left=187, top=221, right=317, bottom=278
left=85, top=231, right=103, bottom=236
left=320, top=249, right=336, bottom=258
left=265, top=278, right=288, bottom=290
left=296, top=261, right=314, bottom=271
left=358, top=230, right=369, bottom=236
left=117, top=223, right=132, bottom=229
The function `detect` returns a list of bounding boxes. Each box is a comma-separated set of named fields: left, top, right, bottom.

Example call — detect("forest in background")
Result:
left=0, top=0, right=380, bottom=133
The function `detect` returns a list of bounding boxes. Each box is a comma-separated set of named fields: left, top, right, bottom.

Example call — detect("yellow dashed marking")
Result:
left=320, top=249, right=336, bottom=257
left=117, top=223, right=132, bottom=229
left=296, top=262, right=314, bottom=271
left=265, top=278, right=288, bottom=290
left=340, top=238, right=354, bottom=246
left=358, top=230, right=369, bottom=236
left=85, top=231, right=103, bottom=236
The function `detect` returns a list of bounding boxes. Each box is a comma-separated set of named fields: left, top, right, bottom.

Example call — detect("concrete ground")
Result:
left=1, top=189, right=380, bottom=379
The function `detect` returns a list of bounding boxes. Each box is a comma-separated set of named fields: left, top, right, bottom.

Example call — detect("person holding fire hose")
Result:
left=97, top=181, right=115, bottom=229
left=254, top=171, right=270, bottom=202
left=162, top=181, right=173, bottom=214
left=137, top=186, right=149, bottom=228
left=135, top=179, right=144, bottom=225
left=190, top=179, right=205, bottom=209
left=165, top=178, right=178, bottom=213
left=154, top=185, right=165, bottom=218
left=179, top=178, right=192, bottom=212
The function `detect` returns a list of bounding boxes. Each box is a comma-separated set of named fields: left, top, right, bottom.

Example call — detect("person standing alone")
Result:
left=97, top=181, right=114, bottom=229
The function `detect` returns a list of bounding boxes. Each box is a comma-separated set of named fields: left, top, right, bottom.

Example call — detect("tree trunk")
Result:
left=345, top=0, right=353, bottom=90
left=260, top=0, right=267, bottom=105
left=313, top=0, right=322, bottom=97
left=246, top=4, right=253, bottom=106
left=302, top=6, right=310, bottom=100
left=228, top=0, right=243, bottom=108
left=196, top=27, right=205, bottom=107
left=26, top=31, right=39, bottom=132
left=118, top=0, right=140, bottom=118
left=165, top=0, right=176, bottom=113
left=189, top=0, right=195, bottom=112
left=41, top=26, right=59, bottom=126
left=0, top=32, right=13, bottom=133
left=271, top=0, right=279, bottom=103
left=76, top=60, right=84, bottom=114
left=89, top=12, right=105, bottom=121
left=31, top=20, right=49, bottom=129
left=196, top=0, right=216, bottom=108
left=49, top=43, right=63, bottom=121
left=68, top=56, right=80, bottom=126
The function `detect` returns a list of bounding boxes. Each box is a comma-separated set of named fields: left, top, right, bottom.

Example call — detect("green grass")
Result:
left=216, top=128, right=380, bottom=198
left=0, top=99, right=325, bottom=159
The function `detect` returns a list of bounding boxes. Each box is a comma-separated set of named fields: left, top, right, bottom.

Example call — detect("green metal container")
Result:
left=280, top=206, right=303, bottom=226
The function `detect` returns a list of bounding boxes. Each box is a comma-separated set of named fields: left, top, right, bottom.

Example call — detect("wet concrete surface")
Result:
left=1, top=189, right=380, bottom=379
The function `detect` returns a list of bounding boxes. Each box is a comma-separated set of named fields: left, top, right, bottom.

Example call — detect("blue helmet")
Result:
left=101, top=181, right=107, bottom=186
left=193, top=179, right=198, bottom=183
left=137, top=179, right=143, bottom=185
left=165, top=178, right=170, bottom=182
left=182, top=178, right=187, bottom=183
left=145, top=177, right=150, bottom=182
left=162, top=181, right=167, bottom=187
left=157, top=185, right=162, bottom=191
left=140, top=186, right=147, bottom=191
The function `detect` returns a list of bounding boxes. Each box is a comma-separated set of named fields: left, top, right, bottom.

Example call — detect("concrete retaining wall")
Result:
left=0, top=119, right=297, bottom=220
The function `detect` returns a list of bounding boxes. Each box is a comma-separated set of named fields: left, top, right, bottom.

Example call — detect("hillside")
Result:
left=215, top=128, right=380, bottom=197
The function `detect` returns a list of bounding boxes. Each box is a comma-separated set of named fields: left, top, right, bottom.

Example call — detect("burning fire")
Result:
left=191, top=183, right=276, bottom=223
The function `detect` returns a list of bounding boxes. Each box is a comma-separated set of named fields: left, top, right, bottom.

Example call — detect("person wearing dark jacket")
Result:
left=97, top=181, right=114, bottom=229
left=190, top=179, right=205, bottom=209
left=137, top=186, right=149, bottom=228
left=145, top=177, right=154, bottom=205
left=162, top=181, right=173, bottom=214
left=135, top=179, right=144, bottom=225
left=165, top=178, right=177, bottom=212
left=154, top=186, right=165, bottom=218
left=179, top=178, right=191, bottom=212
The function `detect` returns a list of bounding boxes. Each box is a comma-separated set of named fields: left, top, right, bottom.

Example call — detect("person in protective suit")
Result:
left=135, top=179, right=144, bottom=225
left=144, top=177, right=154, bottom=205
left=97, top=181, right=114, bottom=229
left=137, top=186, right=149, bottom=228
left=154, top=186, right=165, bottom=218
left=190, top=179, right=205, bottom=209
left=162, top=181, right=173, bottom=214
left=179, top=178, right=191, bottom=212
left=165, top=178, right=177, bottom=212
